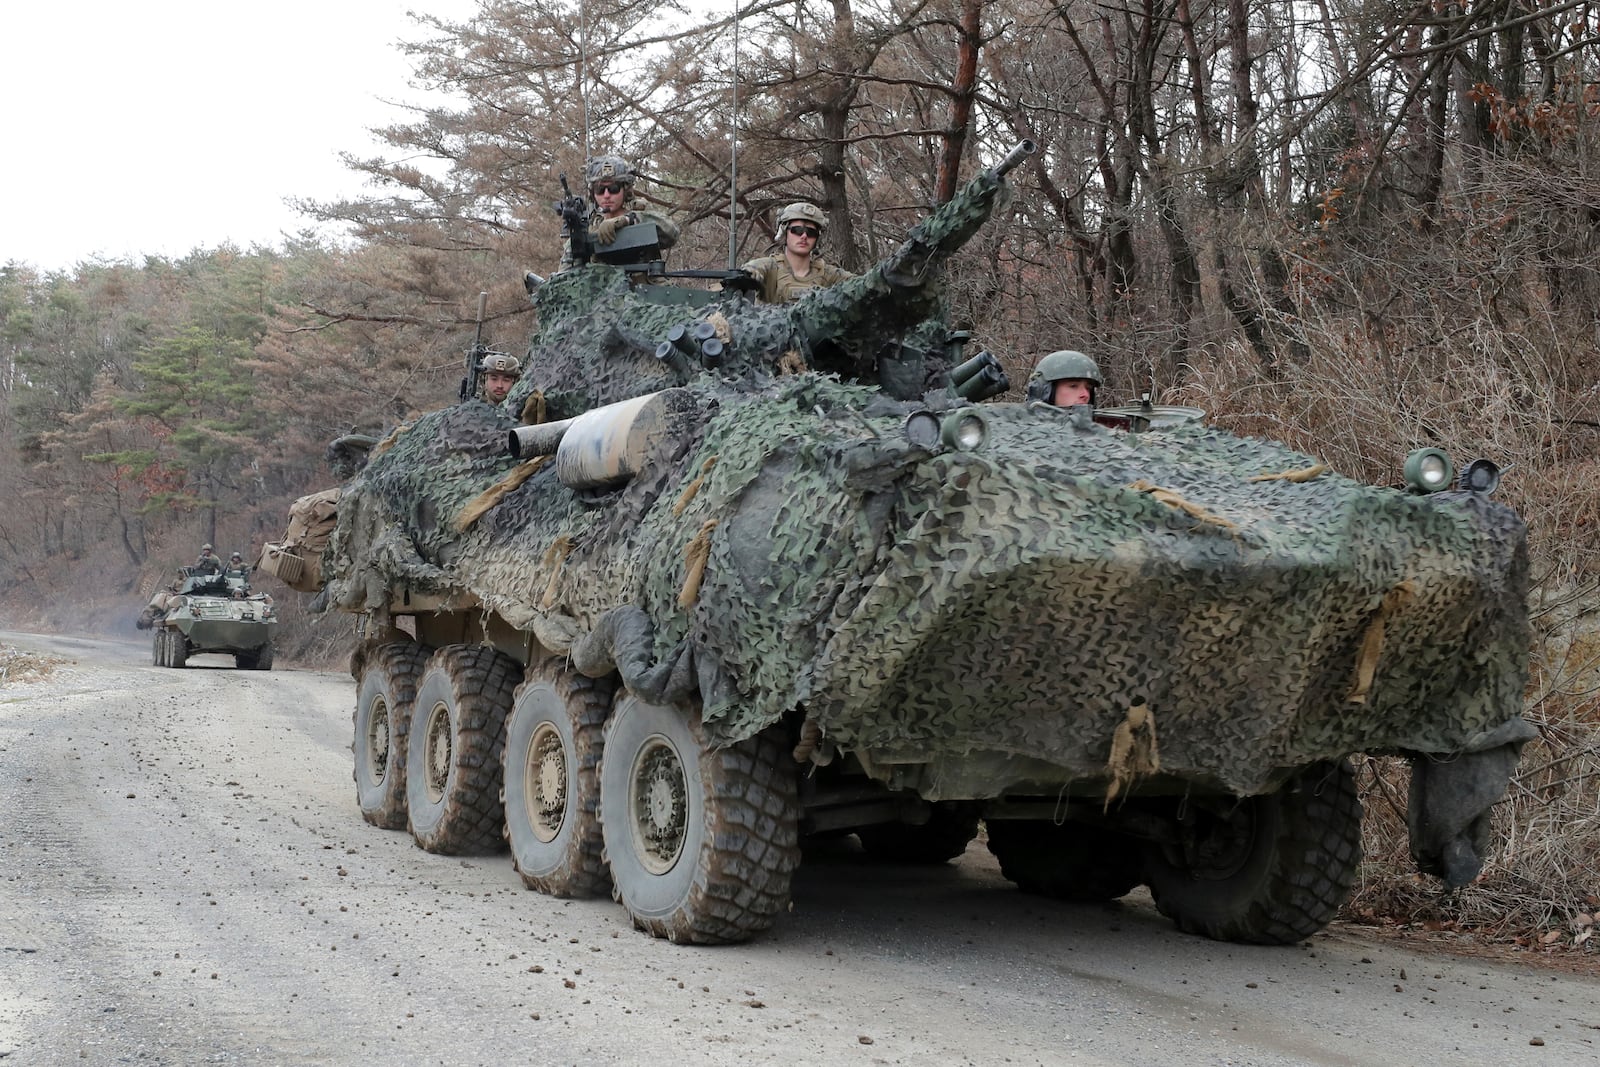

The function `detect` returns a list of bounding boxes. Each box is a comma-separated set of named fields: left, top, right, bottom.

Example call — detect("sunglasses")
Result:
left=787, top=224, right=820, bottom=239
left=592, top=182, right=626, bottom=196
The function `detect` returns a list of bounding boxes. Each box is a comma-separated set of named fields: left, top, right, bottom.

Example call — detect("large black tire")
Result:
left=237, top=643, right=275, bottom=671
left=986, top=819, right=1144, bottom=901
left=503, top=661, right=614, bottom=898
left=353, top=642, right=429, bottom=830
left=1144, top=760, right=1363, bottom=945
left=600, top=694, right=800, bottom=944
left=406, top=644, right=518, bottom=854
left=151, top=629, right=164, bottom=667
left=855, top=803, right=981, bottom=864
left=168, top=631, right=188, bottom=669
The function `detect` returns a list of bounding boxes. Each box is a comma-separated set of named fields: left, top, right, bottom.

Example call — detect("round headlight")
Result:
left=902, top=410, right=941, bottom=450
left=940, top=409, right=989, bottom=452
left=1403, top=448, right=1455, bottom=493
left=1459, top=458, right=1501, bottom=494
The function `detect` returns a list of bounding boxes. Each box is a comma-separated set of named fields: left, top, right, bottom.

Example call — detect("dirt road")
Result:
left=1, top=631, right=1594, bottom=1066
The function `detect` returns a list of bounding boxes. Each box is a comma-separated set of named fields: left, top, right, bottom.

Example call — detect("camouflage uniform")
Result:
left=560, top=205, right=680, bottom=270
left=193, top=548, right=222, bottom=575
left=738, top=255, right=857, bottom=304
left=558, top=156, right=680, bottom=271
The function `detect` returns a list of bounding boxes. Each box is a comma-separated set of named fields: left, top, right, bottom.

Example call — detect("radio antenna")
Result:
left=580, top=0, right=591, bottom=157
left=727, top=0, right=740, bottom=268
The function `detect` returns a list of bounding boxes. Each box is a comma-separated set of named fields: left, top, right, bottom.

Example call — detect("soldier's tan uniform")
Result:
left=559, top=204, right=681, bottom=270
left=739, top=255, right=857, bottom=304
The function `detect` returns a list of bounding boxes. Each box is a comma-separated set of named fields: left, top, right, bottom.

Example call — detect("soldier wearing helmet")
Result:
left=1026, top=350, right=1102, bottom=408
left=737, top=201, right=857, bottom=304
left=478, top=351, right=522, bottom=406
left=223, top=551, right=251, bottom=584
left=193, top=543, right=223, bottom=575
left=559, top=154, right=680, bottom=269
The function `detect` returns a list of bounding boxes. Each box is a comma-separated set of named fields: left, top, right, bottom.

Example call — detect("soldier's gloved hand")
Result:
left=593, top=213, right=634, bottom=246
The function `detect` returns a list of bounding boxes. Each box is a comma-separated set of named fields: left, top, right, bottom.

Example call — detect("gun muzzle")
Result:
left=508, top=419, right=575, bottom=460
left=993, top=139, right=1037, bottom=178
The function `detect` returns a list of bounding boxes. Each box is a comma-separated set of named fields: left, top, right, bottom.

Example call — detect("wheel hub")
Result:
left=424, top=701, right=452, bottom=803
left=368, top=698, right=390, bottom=781
left=630, top=735, right=687, bottom=875
left=526, top=722, right=567, bottom=843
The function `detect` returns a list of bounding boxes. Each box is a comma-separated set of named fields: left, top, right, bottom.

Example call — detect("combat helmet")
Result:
left=478, top=351, right=523, bottom=376
left=1026, top=349, right=1101, bottom=404
left=775, top=202, right=827, bottom=242
left=585, top=155, right=636, bottom=189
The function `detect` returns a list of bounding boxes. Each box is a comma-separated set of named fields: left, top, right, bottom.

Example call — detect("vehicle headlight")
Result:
left=902, top=410, right=941, bottom=450
left=1403, top=448, right=1455, bottom=493
left=1459, top=458, right=1501, bottom=494
left=940, top=409, right=989, bottom=452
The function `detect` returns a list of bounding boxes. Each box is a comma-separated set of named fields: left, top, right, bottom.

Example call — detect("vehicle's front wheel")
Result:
left=855, top=803, right=981, bottom=864
left=406, top=644, right=518, bottom=854
left=151, top=629, right=164, bottom=667
left=600, top=694, right=799, bottom=944
left=353, top=642, right=429, bottom=830
left=503, top=661, right=613, bottom=898
left=1144, top=760, right=1362, bottom=944
left=168, top=631, right=188, bottom=669
left=986, top=819, right=1144, bottom=901
left=237, top=643, right=274, bottom=671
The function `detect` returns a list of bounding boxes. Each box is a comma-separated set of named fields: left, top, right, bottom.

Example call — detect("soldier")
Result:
left=560, top=155, right=680, bottom=270
left=738, top=202, right=858, bottom=304
left=1026, top=350, right=1101, bottom=408
left=223, top=552, right=250, bottom=583
left=480, top=351, right=521, bottom=406
left=194, top=544, right=222, bottom=575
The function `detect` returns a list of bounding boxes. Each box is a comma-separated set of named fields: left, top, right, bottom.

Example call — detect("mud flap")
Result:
left=1407, top=717, right=1537, bottom=887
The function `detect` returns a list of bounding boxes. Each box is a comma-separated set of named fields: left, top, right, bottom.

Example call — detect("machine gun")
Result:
left=458, top=292, right=490, bottom=402
left=554, top=175, right=595, bottom=268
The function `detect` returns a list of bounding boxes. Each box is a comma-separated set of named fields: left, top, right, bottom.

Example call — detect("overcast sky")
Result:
left=2, top=2, right=479, bottom=272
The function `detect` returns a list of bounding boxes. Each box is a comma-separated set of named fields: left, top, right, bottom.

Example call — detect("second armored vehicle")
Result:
left=139, top=568, right=277, bottom=670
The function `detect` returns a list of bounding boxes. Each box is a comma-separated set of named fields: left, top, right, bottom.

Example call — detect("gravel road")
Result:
left=1, top=631, right=1594, bottom=1066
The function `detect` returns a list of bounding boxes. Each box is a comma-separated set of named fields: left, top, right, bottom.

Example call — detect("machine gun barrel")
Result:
left=992, top=139, right=1037, bottom=179
left=459, top=291, right=489, bottom=401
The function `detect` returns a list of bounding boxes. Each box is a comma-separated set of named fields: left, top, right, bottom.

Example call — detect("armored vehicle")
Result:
left=279, top=141, right=1530, bottom=945
left=139, top=567, right=277, bottom=670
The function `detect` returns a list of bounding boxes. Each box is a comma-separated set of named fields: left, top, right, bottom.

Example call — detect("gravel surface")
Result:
left=1, top=630, right=1596, bottom=1066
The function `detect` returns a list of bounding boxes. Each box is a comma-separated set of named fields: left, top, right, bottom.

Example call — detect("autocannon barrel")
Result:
left=992, top=139, right=1037, bottom=178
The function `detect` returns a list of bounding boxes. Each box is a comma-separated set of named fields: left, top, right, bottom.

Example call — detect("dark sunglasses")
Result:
left=591, top=182, right=626, bottom=196
left=787, top=224, right=820, bottom=239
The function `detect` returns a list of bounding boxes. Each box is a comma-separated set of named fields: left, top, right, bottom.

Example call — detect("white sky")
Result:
left=1, top=2, right=480, bottom=272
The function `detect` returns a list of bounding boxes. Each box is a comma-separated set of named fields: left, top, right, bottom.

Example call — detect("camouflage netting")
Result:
left=311, top=145, right=1529, bottom=886
left=324, top=373, right=1529, bottom=802
left=505, top=167, right=1010, bottom=421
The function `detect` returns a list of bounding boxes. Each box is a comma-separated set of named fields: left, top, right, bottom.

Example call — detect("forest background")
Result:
left=2, top=0, right=1597, bottom=951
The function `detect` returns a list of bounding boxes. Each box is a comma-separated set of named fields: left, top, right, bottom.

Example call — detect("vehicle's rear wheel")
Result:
left=353, top=642, right=429, bottom=830
left=986, top=819, right=1144, bottom=901
left=503, top=661, right=614, bottom=898
left=169, top=631, right=188, bottom=669
left=855, top=803, right=981, bottom=864
left=406, top=644, right=518, bottom=854
left=600, top=694, right=799, bottom=944
left=1144, top=760, right=1362, bottom=945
